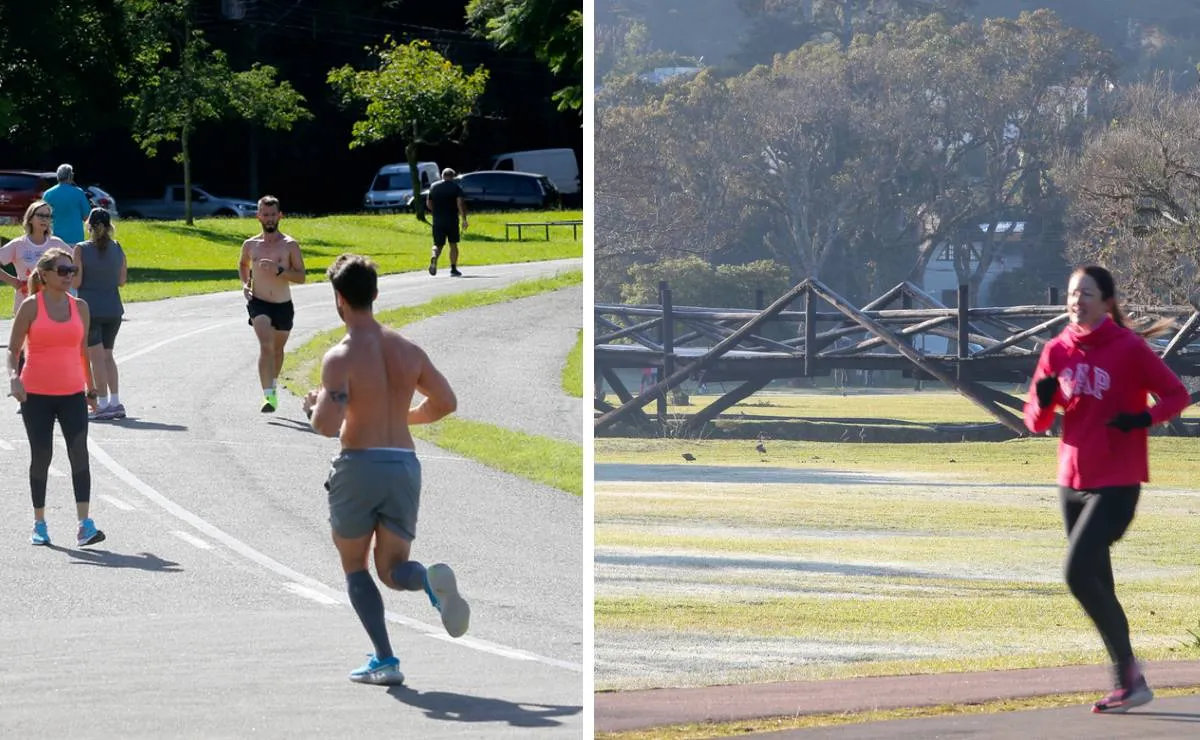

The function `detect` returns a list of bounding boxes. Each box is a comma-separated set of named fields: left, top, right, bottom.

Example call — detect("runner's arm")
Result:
left=76, top=299, right=97, bottom=402
left=410, top=349, right=456, bottom=424
left=0, top=243, right=20, bottom=289
left=72, top=243, right=84, bottom=290
left=7, top=299, right=34, bottom=400
left=310, top=350, right=350, bottom=437
left=118, top=247, right=127, bottom=287
left=238, top=241, right=253, bottom=297
left=281, top=241, right=306, bottom=284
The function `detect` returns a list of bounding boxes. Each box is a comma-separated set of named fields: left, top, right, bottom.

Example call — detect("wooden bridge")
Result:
left=594, top=278, right=1200, bottom=438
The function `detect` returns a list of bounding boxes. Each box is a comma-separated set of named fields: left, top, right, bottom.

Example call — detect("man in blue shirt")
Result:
left=41, top=164, right=91, bottom=245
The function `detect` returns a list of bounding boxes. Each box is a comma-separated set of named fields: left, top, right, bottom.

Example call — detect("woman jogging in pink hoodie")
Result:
left=1025, top=265, right=1190, bottom=714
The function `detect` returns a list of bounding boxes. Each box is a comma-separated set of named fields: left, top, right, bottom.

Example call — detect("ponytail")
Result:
left=27, top=271, right=44, bottom=296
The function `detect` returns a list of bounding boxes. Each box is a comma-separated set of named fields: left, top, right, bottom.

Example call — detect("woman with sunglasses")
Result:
left=0, top=201, right=74, bottom=372
left=7, top=247, right=104, bottom=547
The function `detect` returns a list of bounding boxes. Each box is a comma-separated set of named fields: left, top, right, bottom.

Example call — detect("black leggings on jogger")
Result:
left=21, top=393, right=90, bottom=509
left=1060, top=485, right=1140, bottom=672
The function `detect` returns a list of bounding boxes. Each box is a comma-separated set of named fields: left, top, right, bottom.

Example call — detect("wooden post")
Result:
left=957, top=283, right=969, bottom=381
left=1047, top=285, right=1059, bottom=305
left=755, top=289, right=764, bottom=310
left=657, top=281, right=672, bottom=423
left=804, top=288, right=817, bottom=377
left=595, top=280, right=812, bottom=432
left=808, top=280, right=1027, bottom=437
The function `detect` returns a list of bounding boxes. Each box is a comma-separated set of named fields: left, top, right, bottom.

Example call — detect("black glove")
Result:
left=1035, top=375, right=1058, bottom=408
left=1106, top=411, right=1153, bottom=432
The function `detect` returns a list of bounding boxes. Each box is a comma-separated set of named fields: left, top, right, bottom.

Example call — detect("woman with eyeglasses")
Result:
left=0, top=201, right=73, bottom=372
left=6, top=247, right=104, bottom=547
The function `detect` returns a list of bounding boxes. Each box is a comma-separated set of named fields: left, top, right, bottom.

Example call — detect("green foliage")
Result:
left=621, top=256, right=794, bottom=309
left=327, top=38, right=489, bottom=149
left=466, top=0, right=582, bottom=111
left=231, top=63, right=313, bottom=132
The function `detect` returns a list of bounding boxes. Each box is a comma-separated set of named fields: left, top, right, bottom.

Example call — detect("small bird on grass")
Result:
left=755, top=442, right=767, bottom=455
left=681, top=452, right=696, bottom=461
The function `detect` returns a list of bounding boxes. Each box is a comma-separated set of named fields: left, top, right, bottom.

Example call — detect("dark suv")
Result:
left=0, top=170, right=57, bottom=225
left=414, top=171, right=560, bottom=211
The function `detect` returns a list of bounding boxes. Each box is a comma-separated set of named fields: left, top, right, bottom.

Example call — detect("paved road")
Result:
left=597, top=660, right=1200, bottom=738
left=0, top=259, right=584, bottom=738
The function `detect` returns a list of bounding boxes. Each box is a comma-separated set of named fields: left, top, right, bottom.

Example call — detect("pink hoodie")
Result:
left=1024, top=316, right=1190, bottom=489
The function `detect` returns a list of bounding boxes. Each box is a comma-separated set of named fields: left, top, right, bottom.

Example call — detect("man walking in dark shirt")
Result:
left=426, top=168, right=468, bottom=277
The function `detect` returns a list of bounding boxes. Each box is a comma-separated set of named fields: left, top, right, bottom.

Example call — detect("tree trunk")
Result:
left=248, top=127, right=260, bottom=199
left=407, top=141, right=427, bottom=222
left=183, top=124, right=193, bottom=226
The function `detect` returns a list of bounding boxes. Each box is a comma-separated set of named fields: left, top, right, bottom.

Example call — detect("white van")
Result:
left=489, top=148, right=580, bottom=199
left=364, top=161, right=440, bottom=212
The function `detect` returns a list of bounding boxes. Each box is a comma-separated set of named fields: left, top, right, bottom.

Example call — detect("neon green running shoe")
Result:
left=261, top=390, right=277, bottom=413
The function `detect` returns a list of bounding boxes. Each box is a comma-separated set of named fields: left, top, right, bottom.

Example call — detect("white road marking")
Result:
left=114, top=319, right=242, bottom=365
left=171, top=530, right=213, bottom=550
left=88, top=439, right=581, bottom=673
left=0, top=438, right=13, bottom=451
left=283, top=582, right=340, bottom=605
left=99, top=494, right=136, bottom=511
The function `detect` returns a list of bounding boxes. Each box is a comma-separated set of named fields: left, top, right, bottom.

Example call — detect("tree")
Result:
left=466, top=0, right=582, bottom=111
left=230, top=63, right=314, bottom=198
left=328, top=38, right=489, bottom=221
left=123, top=0, right=237, bottom=225
left=1056, top=80, right=1200, bottom=305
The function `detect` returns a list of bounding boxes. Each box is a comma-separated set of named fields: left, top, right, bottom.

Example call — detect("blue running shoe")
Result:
left=31, top=520, right=50, bottom=546
left=426, top=563, right=470, bottom=638
left=348, top=654, right=404, bottom=686
left=77, top=518, right=106, bottom=547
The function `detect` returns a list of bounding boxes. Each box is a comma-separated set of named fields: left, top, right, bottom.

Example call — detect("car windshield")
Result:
left=372, top=172, right=413, bottom=191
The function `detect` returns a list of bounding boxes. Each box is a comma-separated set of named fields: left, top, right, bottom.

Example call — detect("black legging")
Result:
left=1060, top=485, right=1140, bottom=671
left=21, top=392, right=90, bottom=509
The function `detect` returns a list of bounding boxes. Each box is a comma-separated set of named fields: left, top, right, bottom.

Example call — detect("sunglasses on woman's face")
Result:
left=51, top=265, right=78, bottom=277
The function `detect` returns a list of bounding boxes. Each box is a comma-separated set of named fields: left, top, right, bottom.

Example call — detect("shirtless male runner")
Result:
left=238, top=195, right=305, bottom=412
left=302, top=253, right=470, bottom=686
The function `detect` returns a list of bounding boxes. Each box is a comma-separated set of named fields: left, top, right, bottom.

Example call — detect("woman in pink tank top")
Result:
left=6, top=247, right=105, bottom=547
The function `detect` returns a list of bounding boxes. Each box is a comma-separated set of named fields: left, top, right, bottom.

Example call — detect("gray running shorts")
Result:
left=324, top=448, right=421, bottom=540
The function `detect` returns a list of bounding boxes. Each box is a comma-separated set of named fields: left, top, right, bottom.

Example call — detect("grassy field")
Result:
left=280, top=271, right=583, bottom=496
left=594, top=390, right=1200, bottom=692
left=0, top=211, right=582, bottom=319
left=563, top=329, right=583, bottom=398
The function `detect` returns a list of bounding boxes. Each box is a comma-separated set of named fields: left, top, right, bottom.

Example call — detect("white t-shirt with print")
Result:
left=0, top=234, right=72, bottom=313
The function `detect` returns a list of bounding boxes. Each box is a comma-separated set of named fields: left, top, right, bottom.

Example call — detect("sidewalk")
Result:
left=595, top=660, right=1200, bottom=733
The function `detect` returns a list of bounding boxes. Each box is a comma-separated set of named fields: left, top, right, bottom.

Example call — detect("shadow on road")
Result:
left=102, top=418, right=189, bottom=432
left=267, top=418, right=319, bottom=434
left=386, top=686, right=581, bottom=728
left=48, top=545, right=183, bottom=572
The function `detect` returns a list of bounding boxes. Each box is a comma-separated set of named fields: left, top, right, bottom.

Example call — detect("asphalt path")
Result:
left=0, top=258, right=583, bottom=738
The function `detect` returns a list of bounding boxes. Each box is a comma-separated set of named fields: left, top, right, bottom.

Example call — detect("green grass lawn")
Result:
left=281, top=271, right=583, bottom=496
left=563, top=329, right=582, bottom=398
left=595, top=391, right=1200, bottom=691
left=0, top=211, right=582, bottom=319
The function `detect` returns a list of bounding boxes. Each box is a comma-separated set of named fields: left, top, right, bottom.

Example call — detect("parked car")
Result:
left=0, top=170, right=57, bottom=225
left=489, top=148, right=580, bottom=204
left=121, top=185, right=258, bottom=220
left=364, top=161, right=440, bottom=212
left=85, top=185, right=120, bottom=219
left=411, top=171, right=561, bottom=212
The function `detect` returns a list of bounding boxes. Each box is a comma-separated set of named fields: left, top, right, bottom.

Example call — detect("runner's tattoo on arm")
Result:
left=328, top=388, right=349, bottom=404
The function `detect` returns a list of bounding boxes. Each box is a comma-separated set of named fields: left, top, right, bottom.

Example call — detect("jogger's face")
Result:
left=1067, top=273, right=1108, bottom=330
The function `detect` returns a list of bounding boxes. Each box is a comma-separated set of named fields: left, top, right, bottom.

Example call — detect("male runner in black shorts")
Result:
left=238, top=195, right=306, bottom=412
left=426, top=168, right=468, bottom=277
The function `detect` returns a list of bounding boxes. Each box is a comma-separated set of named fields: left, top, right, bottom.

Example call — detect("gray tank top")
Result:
left=77, top=240, right=126, bottom=318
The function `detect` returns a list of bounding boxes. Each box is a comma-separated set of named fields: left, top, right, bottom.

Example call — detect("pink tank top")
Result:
left=21, top=292, right=86, bottom=396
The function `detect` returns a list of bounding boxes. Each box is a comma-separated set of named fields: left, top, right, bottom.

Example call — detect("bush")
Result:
left=620, top=255, right=794, bottom=308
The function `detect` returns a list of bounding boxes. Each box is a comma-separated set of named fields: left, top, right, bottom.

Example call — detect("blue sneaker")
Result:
left=348, top=654, right=404, bottom=686
left=77, top=518, right=106, bottom=547
left=31, top=521, right=50, bottom=546
left=425, top=563, right=470, bottom=638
